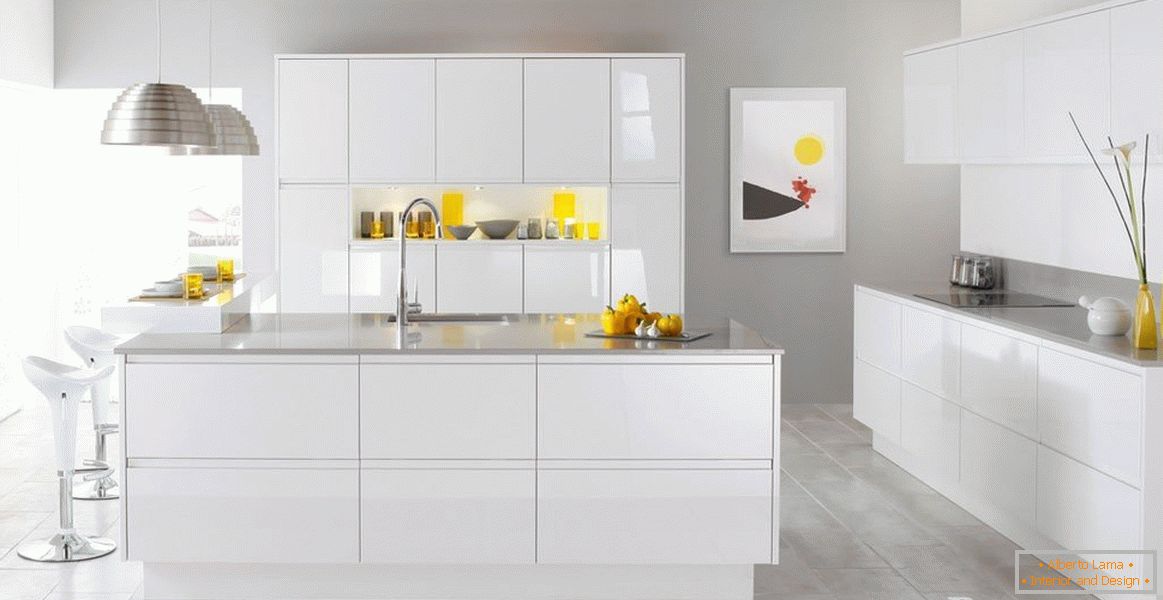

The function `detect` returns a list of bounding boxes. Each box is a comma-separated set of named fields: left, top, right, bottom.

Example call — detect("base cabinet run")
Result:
left=122, top=354, right=780, bottom=567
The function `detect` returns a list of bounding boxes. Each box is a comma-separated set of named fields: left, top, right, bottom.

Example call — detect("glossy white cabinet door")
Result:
left=279, top=187, right=350, bottom=313
left=125, top=362, right=359, bottom=459
left=349, top=59, right=435, bottom=183
left=538, top=363, right=774, bottom=459
left=900, top=306, right=959, bottom=399
left=903, top=47, right=957, bottom=163
left=957, top=32, right=1023, bottom=161
left=610, top=185, right=682, bottom=312
left=1036, top=446, right=1142, bottom=551
left=349, top=244, right=436, bottom=314
left=127, top=467, right=359, bottom=563
left=852, top=359, right=901, bottom=443
left=1023, top=10, right=1110, bottom=160
left=362, top=469, right=535, bottom=564
left=1037, top=347, right=1142, bottom=487
left=278, top=59, right=348, bottom=183
left=900, top=382, right=959, bottom=484
left=853, top=290, right=901, bottom=374
left=435, top=59, right=523, bottom=182
left=360, top=362, right=535, bottom=459
left=1111, top=0, right=1163, bottom=158
left=436, top=244, right=523, bottom=313
left=524, top=59, right=610, bottom=182
left=611, top=58, right=682, bottom=183
left=523, top=245, right=610, bottom=313
left=960, top=410, right=1036, bottom=526
left=538, top=469, right=772, bottom=564
left=959, top=324, right=1037, bottom=438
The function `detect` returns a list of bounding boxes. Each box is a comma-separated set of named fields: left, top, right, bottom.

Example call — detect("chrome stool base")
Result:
left=73, top=476, right=119, bottom=501
left=17, top=532, right=116, bottom=562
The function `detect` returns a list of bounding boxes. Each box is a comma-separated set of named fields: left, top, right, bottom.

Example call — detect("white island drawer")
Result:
left=960, top=410, right=1036, bottom=526
left=853, top=359, right=901, bottom=442
left=1037, top=446, right=1141, bottom=550
left=127, top=466, right=359, bottom=563
left=537, top=469, right=772, bottom=564
left=125, top=361, right=358, bottom=459
left=537, top=362, right=774, bottom=459
left=960, top=324, right=1037, bottom=438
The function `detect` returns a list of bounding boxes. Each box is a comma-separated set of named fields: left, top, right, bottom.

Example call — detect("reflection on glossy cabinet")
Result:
left=900, top=306, right=959, bottom=399
left=611, top=58, right=681, bottom=183
left=1023, top=10, right=1110, bottom=160
left=903, top=47, right=957, bottom=163
left=899, top=382, right=959, bottom=484
left=435, top=59, right=523, bottom=182
left=610, top=185, right=682, bottom=312
left=349, top=59, right=435, bottom=183
left=959, top=324, right=1037, bottom=438
left=349, top=244, right=436, bottom=314
left=537, top=469, right=772, bottom=564
left=1111, top=0, right=1163, bottom=157
left=279, top=187, right=350, bottom=313
left=960, top=410, right=1036, bottom=526
left=1036, top=446, right=1141, bottom=551
left=957, top=32, right=1023, bottom=161
left=278, top=59, right=348, bottom=183
left=436, top=244, right=523, bottom=313
left=852, top=359, right=901, bottom=443
left=853, top=290, right=901, bottom=373
left=361, top=468, right=535, bottom=564
left=524, top=59, right=610, bottom=182
left=524, top=245, right=610, bottom=314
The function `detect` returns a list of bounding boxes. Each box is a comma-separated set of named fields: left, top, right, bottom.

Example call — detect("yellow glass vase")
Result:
left=1133, top=284, right=1158, bottom=350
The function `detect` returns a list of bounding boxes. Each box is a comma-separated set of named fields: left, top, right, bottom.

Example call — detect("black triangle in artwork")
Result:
left=742, top=181, right=804, bottom=220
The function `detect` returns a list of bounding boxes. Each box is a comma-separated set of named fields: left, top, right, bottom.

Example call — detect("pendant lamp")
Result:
left=100, top=0, right=215, bottom=147
left=171, top=0, right=260, bottom=156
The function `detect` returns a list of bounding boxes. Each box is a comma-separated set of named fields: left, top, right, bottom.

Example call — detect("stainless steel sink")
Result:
left=385, top=313, right=509, bottom=323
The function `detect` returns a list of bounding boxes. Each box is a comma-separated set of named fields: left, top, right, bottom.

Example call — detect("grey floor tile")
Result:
left=781, top=527, right=890, bottom=569
left=888, top=491, right=983, bottom=529
left=814, top=567, right=927, bottom=599
left=873, top=543, right=1011, bottom=592
left=0, top=569, right=59, bottom=600
left=815, top=403, right=853, bottom=419
left=817, top=441, right=896, bottom=469
left=782, top=452, right=852, bottom=483
left=781, top=423, right=824, bottom=456
left=0, top=512, right=51, bottom=555
left=790, top=419, right=869, bottom=444
left=782, top=404, right=835, bottom=423
left=754, top=548, right=831, bottom=595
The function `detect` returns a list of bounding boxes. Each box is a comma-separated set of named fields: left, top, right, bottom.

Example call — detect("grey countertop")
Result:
left=860, top=282, right=1163, bottom=368
left=115, top=313, right=783, bottom=356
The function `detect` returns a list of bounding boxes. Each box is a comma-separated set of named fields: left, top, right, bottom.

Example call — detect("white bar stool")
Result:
left=18, top=356, right=117, bottom=562
left=64, top=326, right=120, bottom=500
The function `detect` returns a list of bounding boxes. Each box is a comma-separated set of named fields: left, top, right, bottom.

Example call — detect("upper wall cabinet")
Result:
left=903, top=46, right=958, bottom=164
left=957, top=32, right=1023, bottom=162
left=611, top=59, right=682, bottom=183
left=279, top=59, right=348, bottom=183
left=1111, top=0, right=1163, bottom=158
left=1023, top=10, right=1110, bottom=160
left=435, top=59, right=524, bottom=183
left=524, top=59, right=611, bottom=183
left=349, top=59, right=436, bottom=183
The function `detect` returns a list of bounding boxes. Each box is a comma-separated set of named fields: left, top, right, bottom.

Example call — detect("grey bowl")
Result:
left=447, top=224, right=478, bottom=240
left=476, top=219, right=520, bottom=240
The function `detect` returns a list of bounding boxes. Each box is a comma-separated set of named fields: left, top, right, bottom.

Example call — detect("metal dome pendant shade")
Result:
left=171, top=104, right=260, bottom=155
left=100, top=0, right=214, bottom=148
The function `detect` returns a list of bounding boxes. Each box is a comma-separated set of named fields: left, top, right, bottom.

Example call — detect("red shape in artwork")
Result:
left=792, top=177, right=816, bottom=207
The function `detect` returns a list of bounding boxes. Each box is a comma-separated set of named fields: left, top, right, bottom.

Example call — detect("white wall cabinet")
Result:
left=435, top=59, right=523, bottom=182
left=279, top=187, right=350, bottom=313
left=361, top=468, right=535, bottom=564
left=537, top=469, right=772, bottom=564
left=524, top=59, right=610, bottom=183
left=436, top=244, right=524, bottom=313
left=1111, top=0, right=1163, bottom=158
left=611, top=58, right=682, bottom=183
left=349, top=244, right=436, bottom=314
left=610, top=185, right=683, bottom=312
left=957, top=32, right=1023, bottom=161
left=523, top=245, right=610, bottom=313
left=903, top=46, right=958, bottom=164
left=349, top=59, right=435, bottom=183
left=278, top=59, right=348, bottom=183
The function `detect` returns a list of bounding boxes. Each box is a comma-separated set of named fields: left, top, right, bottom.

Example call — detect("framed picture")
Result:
left=729, top=87, right=847, bottom=253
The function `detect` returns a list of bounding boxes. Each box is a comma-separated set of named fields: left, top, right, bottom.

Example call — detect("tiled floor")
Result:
left=0, top=400, right=1087, bottom=600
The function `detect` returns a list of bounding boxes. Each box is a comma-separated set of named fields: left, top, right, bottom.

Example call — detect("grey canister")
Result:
left=545, top=219, right=559, bottom=239
left=360, top=212, right=374, bottom=238
left=527, top=217, right=542, bottom=239
left=379, top=212, right=394, bottom=238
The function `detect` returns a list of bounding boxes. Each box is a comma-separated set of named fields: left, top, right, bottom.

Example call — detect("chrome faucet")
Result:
left=397, top=198, right=441, bottom=342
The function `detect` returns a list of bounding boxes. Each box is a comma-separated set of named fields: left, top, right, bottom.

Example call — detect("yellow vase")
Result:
left=1133, top=284, right=1157, bottom=350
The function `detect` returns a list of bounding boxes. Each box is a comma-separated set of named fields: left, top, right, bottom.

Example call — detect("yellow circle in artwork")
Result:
left=794, top=135, right=825, bottom=165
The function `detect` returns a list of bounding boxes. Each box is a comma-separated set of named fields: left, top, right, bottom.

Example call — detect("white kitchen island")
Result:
left=115, top=313, right=782, bottom=600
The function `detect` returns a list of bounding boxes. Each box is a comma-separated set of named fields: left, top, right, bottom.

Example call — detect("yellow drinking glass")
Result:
left=405, top=215, right=419, bottom=239
left=371, top=220, right=386, bottom=239
left=183, top=272, right=204, bottom=300
left=216, top=258, right=235, bottom=282
left=587, top=222, right=601, bottom=240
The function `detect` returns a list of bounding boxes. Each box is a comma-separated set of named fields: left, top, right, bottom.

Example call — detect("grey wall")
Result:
left=54, top=0, right=961, bottom=404
left=1, top=0, right=53, bottom=87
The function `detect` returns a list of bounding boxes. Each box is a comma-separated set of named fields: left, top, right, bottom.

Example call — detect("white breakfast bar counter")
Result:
left=115, top=313, right=783, bottom=600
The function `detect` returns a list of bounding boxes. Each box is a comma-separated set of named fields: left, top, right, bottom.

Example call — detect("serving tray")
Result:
left=584, top=330, right=712, bottom=342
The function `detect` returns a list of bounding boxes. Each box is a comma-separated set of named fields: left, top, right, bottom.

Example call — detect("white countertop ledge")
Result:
left=115, top=313, right=783, bottom=356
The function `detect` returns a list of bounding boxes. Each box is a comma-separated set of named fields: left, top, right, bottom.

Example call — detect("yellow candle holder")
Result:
left=371, top=220, right=386, bottom=239
left=216, top=258, right=235, bottom=282
left=587, top=222, right=601, bottom=240
left=405, top=215, right=420, bottom=239
left=183, top=272, right=204, bottom=300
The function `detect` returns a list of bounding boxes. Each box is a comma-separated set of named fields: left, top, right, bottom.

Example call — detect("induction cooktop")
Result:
left=914, top=291, right=1074, bottom=308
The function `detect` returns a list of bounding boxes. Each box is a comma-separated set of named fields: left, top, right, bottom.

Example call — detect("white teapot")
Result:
left=1079, top=296, right=1131, bottom=336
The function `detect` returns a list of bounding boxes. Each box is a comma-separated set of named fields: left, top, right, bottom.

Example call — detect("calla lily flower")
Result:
left=1102, top=141, right=1138, bottom=165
